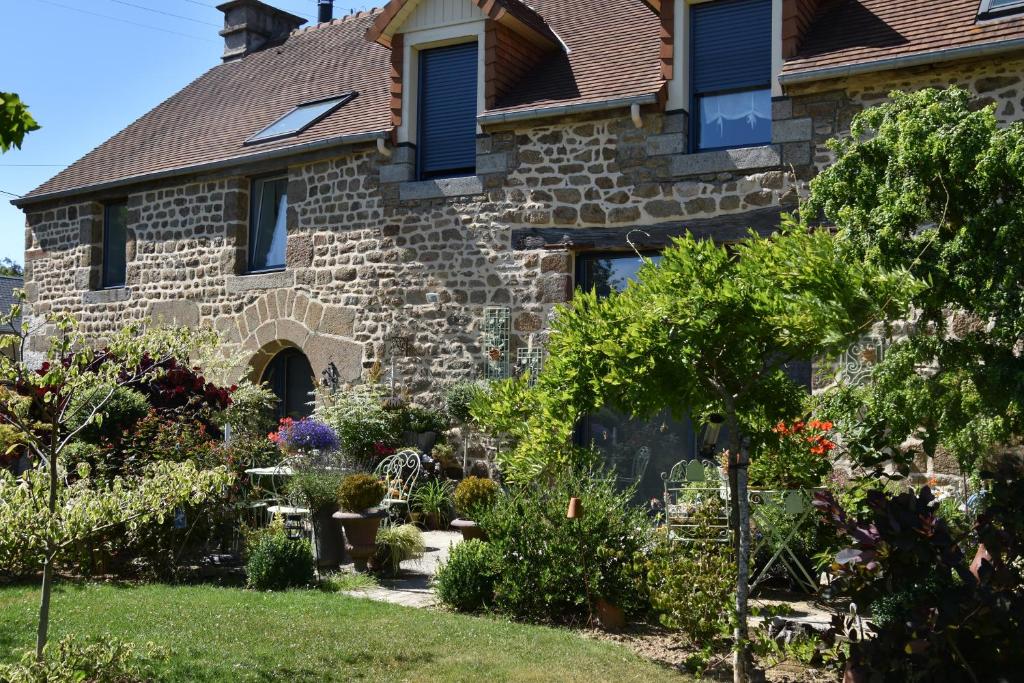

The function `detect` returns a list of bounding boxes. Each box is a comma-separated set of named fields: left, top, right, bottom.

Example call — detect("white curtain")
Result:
left=700, top=90, right=771, bottom=135
left=264, top=194, right=288, bottom=268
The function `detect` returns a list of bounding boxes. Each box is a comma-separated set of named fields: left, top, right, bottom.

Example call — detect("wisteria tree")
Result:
left=0, top=297, right=233, bottom=660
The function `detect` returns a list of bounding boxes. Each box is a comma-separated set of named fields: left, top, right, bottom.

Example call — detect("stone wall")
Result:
left=21, top=52, right=1024, bottom=417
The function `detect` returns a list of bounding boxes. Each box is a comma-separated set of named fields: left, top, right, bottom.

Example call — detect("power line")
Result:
left=106, top=0, right=221, bottom=27
left=31, top=0, right=218, bottom=43
left=174, top=0, right=317, bottom=21
left=0, top=190, right=24, bottom=199
left=0, top=164, right=68, bottom=168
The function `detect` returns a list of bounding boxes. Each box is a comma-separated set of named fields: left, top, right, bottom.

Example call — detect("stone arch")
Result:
left=227, top=289, right=365, bottom=387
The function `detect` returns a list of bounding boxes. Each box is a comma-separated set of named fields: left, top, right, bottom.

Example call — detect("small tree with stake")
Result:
left=534, top=223, right=917, bottom=681
left=0, top=295, right=233, bottom=661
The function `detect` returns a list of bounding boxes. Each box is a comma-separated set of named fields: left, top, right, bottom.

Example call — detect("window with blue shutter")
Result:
left=691, top=0, right=772, bottom=151
left=417, top=42, right=478, bottom=179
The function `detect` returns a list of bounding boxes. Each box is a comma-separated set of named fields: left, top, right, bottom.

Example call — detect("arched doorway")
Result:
left=261, top=348, right=315, bottom=420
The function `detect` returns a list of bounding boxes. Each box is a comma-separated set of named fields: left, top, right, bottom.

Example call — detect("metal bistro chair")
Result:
left=612, top=446, right=651, bottom=491
left=661, top=458, right=731, bottom=543
left=264, top=456, right=310, bottom=541
left=374, top=449, right=422, bottom=522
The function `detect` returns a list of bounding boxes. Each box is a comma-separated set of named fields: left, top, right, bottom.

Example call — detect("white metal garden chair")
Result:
left=264, top=456, right=310, bottom=540
left=374, top=449, right=422, bottom=520
left=661, top=458, right=731, bottom=543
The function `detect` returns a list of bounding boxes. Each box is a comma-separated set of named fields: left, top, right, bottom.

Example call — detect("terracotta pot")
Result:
left=451, top=518, right=487, bottom=541
left=333, top=510, right=385, bottom=572
left=312, top=508, right=343, bottom=569
left=594, top=599, right=625, bottom=631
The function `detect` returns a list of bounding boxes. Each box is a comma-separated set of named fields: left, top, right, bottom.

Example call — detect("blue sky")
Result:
left=0, top=0, right=370, bottom=266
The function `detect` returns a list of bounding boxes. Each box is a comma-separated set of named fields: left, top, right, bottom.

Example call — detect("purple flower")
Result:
left=281, top=418, right=339, bottom=452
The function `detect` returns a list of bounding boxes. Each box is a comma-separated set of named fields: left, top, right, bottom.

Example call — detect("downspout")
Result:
left=630, top=103, right=644, bottom=129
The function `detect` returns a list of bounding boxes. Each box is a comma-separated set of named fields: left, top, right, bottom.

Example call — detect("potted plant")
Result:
left=410, top=479, right=454, bottom=530
left=371, top=523, right=425, bottom=577
left=401, top=405, right=450, bottom=453
left=451, top=476, right=499, bottom=541
left=288, top=469, right=345, bottom=569
left=332, top=473, right=387, bottom=572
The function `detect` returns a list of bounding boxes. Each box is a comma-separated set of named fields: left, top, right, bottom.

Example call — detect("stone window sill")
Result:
left=83, top=287, right=131, bottom=305
left=669, top=144, right=781, bottom=177
left=398, top=175, right=484, bottom=201
left=226, top=270, right=294, bottom=294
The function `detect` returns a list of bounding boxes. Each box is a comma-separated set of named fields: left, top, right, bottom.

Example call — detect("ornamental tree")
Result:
left=0, top=297, right=233, bottom=660
left=0, top=91, right=38, bottom=152
left=807, top=87, right=1024, bottom=474
left=533, top=223, right=916, bottom=681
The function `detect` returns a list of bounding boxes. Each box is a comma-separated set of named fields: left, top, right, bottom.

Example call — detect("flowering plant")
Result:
left=269, top=417, right=339, bottom=453
left=747, top=419, right=836, bottom=489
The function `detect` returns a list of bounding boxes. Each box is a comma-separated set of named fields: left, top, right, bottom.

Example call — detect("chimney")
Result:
left=216, top=0, right=307, bottom=62
left=318, top=0, right=334, bottom=23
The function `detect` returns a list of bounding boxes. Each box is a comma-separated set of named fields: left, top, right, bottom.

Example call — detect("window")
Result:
left=102, top=202, right=127, bottom=289
left=978, top=0, right=1024, bottom=19
left=417, top=42, right=478, bottom=180
left=261, top=348, right=315, bottom=420
left=248, top=176, right=288, bottom=273
left=691, top=0, right=772, bottom=151
left=245, top=93, right=357, bottom=145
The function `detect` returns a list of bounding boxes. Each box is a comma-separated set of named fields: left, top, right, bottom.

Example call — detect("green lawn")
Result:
left=0, top=582, right=685, bottom=682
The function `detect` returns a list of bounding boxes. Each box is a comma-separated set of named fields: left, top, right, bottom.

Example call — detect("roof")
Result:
left=0, top=276, right=24, bottom=334
left=21, top=0, right=662, bottom=204
left=783, top=0, right=1024, bottom=78
left=367, top=0, right=561, bottom=49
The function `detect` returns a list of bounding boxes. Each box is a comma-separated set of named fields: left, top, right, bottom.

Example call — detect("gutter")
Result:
left=12, top=130, right=390, bottom=208
left=779, top=37, right=1024, bottom=86
left=477, top=93, right=659, bottom=126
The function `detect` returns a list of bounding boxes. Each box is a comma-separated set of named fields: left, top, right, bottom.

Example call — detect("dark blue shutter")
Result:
left=418, top=42, right=477, bottom=178
left=691, top=0, right=772, bottom=94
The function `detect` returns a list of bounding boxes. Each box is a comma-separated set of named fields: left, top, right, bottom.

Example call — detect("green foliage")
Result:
left=410, top=479, right=453, bottom=524
left=336, top=473, right=385, bottom=512
left=478, top=469, right=651, bottom=624
left=435, top=539, right=501, bottom=613
left=748, top=419, right=836, bottom=490
left=0, top=92, right=38, bottom=153
left=316, top=386, right=400, bottom=462
left=318, top=571, right=379, bottom=593
left=222, top=381, right=278, bottom=442
left=445, top=381, right=484, bottom=424
left=808, top=87, right=1024, bottom=474
left=0, top=258, right=23, bottom=278
left=288, top=469, right=345, bottom=514
left=65, top=384, right=150, bottom=447
left=644, top=505, right=736, bottom=674
left=401, top=405, right=449, bottom=434
left=373, top=523, right=424, bottom=576
left=245, top=523, right=315, bottom=591
left=0, top=635, right=166, bottom=683
left=452, top=476, right=498, bottom=518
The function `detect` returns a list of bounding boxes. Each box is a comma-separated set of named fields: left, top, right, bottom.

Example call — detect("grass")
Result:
left=0, top=582, right=687, bottom=682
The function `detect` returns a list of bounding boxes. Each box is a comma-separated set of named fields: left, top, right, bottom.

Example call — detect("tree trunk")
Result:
left=36, top=434, right=59, bottom=662
left=725, top=407, right=751, bottom=683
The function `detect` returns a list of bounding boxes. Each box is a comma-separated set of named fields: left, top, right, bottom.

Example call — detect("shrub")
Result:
left=316, top=387, right=400, bottom=462
left=478, top=469, right=651, bottom=624
left=445, top=381, right=484, bottom=424
left=403, top=405, right=450, bottom=434
left=644, top=504, right=736, bottom=674
left=410, top=479, right=454, bottom=526
left=222, top=381, right=277, bottom=442
left=65, top=384, right=150, bottom=446
left=245, top=523, right=315, bottom=591
left=337, top=473, right=386, bottom=512
left=373, top=523, right=425, bottom=576
left=436, top=539, right=501, bottom=612
left=453, top=476, right=499, bottom=518
left=0, top=636, right=166, bottom=683
left=269, top=417, right=339, bottom=454
left=748, top=419, right=835, bottom=490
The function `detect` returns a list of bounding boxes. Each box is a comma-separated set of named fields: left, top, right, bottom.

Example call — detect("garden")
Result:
left=1, top=87, right=1024, bottom=683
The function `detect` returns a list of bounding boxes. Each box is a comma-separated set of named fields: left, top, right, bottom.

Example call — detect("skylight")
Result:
left=978, top=0, right=1024, bottom=20
left=245, top=93, right=357, bottom=144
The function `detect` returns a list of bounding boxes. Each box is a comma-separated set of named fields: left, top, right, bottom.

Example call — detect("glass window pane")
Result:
left=247, top=95, right=353, bottom=144
left=102, top=203, right=127, bottom=289
left=697, top=88, right=772, bottom=150
left=578, top=254, right=662, bottom=298
left=249, top=177, right=288, bottom=272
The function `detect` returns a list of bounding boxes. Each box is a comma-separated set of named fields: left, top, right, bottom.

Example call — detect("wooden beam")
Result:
left=510, top=207, right=788, bottom=251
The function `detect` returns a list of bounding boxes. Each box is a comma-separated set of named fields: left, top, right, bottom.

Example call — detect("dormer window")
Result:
left=978, top=0, right=1024, bottom=19
left=691, top=0, right=772, bottom=151
left=417, top=42, right=478, bottom=179
left=246, top=93, right=357, bottom=145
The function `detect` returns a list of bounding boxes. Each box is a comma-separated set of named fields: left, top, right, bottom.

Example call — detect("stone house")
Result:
left=12, top=0, right=1024, bottom=485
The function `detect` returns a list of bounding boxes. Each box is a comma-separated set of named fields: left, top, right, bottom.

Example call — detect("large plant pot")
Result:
left=416, top=431, right=438, bottom=453
left=312, top=508, right=344, bottom=569
left=451, top=518, right=487, bottom=541
left=333, top=510, right=385, bottom=572
left=594, top=599, right=625, bottom=631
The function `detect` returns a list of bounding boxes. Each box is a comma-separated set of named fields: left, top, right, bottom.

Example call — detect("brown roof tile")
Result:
left=24, top=0, right=662, bottom=202
left=783, top=0, right=1024, bottom=77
